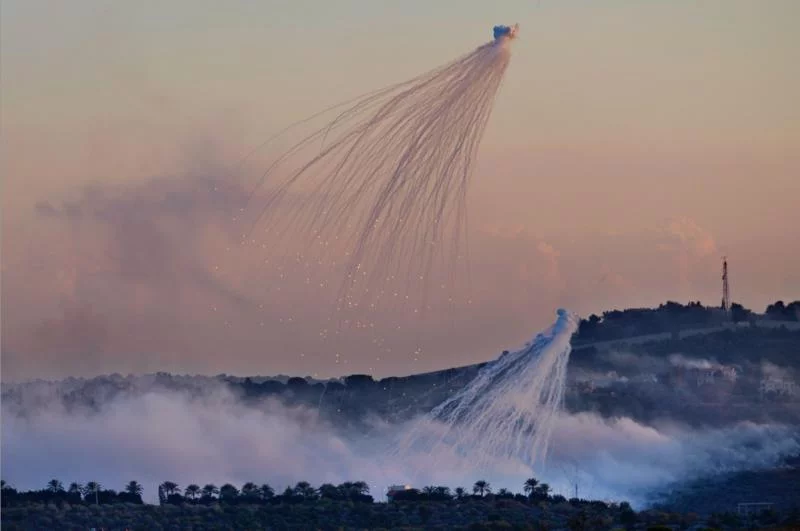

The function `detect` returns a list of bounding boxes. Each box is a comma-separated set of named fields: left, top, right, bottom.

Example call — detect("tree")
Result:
left=184, top=484, right=201, bottom=500
left=730, top=302, right=752, bottom=323
left=219, top=483, right=239, bottom=501
left=765, top=300, right=800, bottom=321
left=619, top=502, right=637, bottom=526
left=318, top=483, right=340, bottom=500
left=455, top=487, right=466, bottom=500
left=46, top=479, right=64, bottom=493
left=124, top=481, right=143, bottom=497
left=473, top=480, right=491, bottom=497
left=159, top=482, right=180, bottom=497
left=201, top=484, right=219, bottom=498
left=294, top=481, right=317, bottom=500
left=766, top=300, right=786, bottom=318
left=433, top=486, right=451, bottom=499
left=351, top=480, right=370, bottom=496
left=523, top=478, right=539, bottom=498
left=258, top=484, right=275, bottom=500
left=68, top=482, right=82, bottom=495
left=534, top=483, right=551, bottom=500
left=286, top=376, right=309, bottom=388
left=241, top=482, right=260, bottom=500
left=84, top=481, right=101, bottom=505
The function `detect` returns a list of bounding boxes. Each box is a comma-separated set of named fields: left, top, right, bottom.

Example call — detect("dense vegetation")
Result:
left=574, top=300, right=800, bottom=344
left=4, top=477, right=798, bottom=530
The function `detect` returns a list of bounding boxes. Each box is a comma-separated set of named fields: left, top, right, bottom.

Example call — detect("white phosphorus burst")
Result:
left=239, top=25, right=519, bottom=315
left=391, top=309, right=579, bottom=478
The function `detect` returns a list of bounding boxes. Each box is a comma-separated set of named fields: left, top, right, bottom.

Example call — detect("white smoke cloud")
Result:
left=3, top=384, right=797, bottom=508
left=1, top=385, right=389, bottom=502
left=761, top=361, right=794, bottom=381
left=668, top=353, right=716, bottom=370
left=544, top=414, right=799, bottom=505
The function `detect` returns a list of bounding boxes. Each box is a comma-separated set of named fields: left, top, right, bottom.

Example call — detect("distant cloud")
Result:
left=536, top=240, right=563, bottom=289
left=598, top=271, right=633, bottom=291
left=663, top=217, right=717, bottom=257
left=655, top=217, right=719, bottom=300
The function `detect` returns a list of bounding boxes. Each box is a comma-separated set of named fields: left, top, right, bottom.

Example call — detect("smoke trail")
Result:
left=239, top=25, right=518, bottom=315
left=390, top=309, right=579, bottom=479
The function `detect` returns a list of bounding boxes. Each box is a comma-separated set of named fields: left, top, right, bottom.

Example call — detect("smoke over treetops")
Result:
left=4, top=315, right=799, bottom=508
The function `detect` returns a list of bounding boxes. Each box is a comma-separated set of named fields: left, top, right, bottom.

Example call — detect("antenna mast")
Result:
left=721, top=257, right=730, bottom=313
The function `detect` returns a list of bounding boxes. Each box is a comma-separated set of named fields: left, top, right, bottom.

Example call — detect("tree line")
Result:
left=156, top=479, right=373, bottom=505
left=576, top=299, right=800, bottom=343
left=0, top=479, right=143, bottom=507
left=1, top=476, right=601, bottom=510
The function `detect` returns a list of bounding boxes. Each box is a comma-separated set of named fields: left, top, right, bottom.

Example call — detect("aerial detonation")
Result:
left=391, top=309, right=578, bottom=480
left=239, top=25, right=519, bottom=314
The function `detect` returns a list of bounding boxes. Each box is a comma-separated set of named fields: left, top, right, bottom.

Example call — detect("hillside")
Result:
left=3, top=300, right=799, bottom=520
left=4, top=301, right=799, bottom=429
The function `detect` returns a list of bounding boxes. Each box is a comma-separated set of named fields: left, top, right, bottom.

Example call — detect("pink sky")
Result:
left=2, top=1, right=799, bottom=381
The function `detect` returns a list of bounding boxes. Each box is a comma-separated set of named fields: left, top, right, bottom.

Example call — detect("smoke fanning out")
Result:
left=236, top=26, right=517, bottom=320
left=393, top=309, right=577, bottom=478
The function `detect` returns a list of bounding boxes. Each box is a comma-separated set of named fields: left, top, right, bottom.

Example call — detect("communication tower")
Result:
left=721, top=257, right=730, bottom=313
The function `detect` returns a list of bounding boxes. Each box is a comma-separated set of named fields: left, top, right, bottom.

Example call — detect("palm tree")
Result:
left=184, top=484, right=201, bottom=500
left=259, top=484, right=275, bottom=500
left=124, top=481, right=143, bottom=497
left=201, top=484, right=219, bottom=498
left=434, top=486, right=451, bottom=499
left=84, top=481, right=101, bottom=505
left=524, top=477, right=539, bottom=498
left=159, top=481, right=180, bottom=497
left=68, top=482, right=82, bottom=495
left=497, top=488, right=512, bottom=497
left=534, top=483, right=551, bottom=500
left=454, top=487, right=466, bottom=500
left=47, top=479, right=65, bottom=493
left=472, top=480, right=491, bottom=497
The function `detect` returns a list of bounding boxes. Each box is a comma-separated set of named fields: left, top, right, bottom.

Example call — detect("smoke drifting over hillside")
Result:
left=3, top=379, right=797, bottom=507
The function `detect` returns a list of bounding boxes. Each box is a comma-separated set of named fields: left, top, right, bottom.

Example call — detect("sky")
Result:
left=2, top=0, right=799, bottom=382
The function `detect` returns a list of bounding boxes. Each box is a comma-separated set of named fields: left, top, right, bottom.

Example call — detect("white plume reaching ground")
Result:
left=389, top=309, right=577, bottom=480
